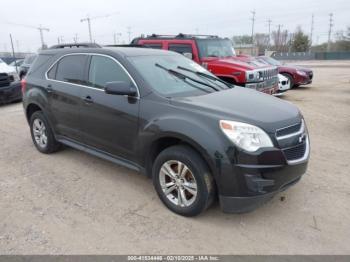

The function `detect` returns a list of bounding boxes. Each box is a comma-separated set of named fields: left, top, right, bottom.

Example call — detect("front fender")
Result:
left=138, top=115, right=230, bottom=180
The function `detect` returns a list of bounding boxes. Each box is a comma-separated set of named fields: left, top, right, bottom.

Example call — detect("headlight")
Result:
left=246, top=70, right=263, bottom=82
left=296, top=70, right=307, bottom=76
left=219, top=120, right=273, bottom=152
left=8, top=71, right=20, bottom=82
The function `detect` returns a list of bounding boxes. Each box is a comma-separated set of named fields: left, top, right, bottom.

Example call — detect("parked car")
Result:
left=256, top=56, right=313, bottom=88
left=19, top=54, right=37, bottom=79
left=0, top=58, right=22, bottom=104
left=23, top=44, right=310, bottom=216
left=274, top=74, right=291, bottom=97
left=9, top=59, right=24, bottom=72
left=132, top=34, right=279, bottom=95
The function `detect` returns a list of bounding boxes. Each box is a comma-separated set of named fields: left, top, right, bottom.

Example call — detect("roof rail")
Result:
left=104, top=44, right=149, bottom=48
left=48, top=43, right=101, bottom=49
left=144, top=33, right=219, bottom=39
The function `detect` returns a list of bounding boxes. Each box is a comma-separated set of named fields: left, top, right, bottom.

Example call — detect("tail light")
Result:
left=21, top=78, right=27, bottom=94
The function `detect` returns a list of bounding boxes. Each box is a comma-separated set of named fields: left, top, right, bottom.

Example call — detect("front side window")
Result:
left=55, top=55, right=88, bottom=85
left=168, top=44, right=193, bottom=56
left=88, top=55, right=132, bottom=89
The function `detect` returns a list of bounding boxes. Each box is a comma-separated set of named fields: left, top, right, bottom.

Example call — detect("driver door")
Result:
left=79, top=55, right=140, bottom=162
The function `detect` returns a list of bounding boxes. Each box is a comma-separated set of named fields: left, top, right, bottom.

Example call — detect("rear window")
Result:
left=54, top=55, right=88, bottom=85
left=24, top=55, right=37, bottom=64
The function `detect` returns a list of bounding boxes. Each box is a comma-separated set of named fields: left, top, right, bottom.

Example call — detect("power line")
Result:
left=80, top=13, right=118, bottom=43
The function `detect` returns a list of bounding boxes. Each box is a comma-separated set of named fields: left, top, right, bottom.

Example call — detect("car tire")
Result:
left=282, top=73, right=295, bottom=88
left=152, top=145, right=215, bottom=216
left=30, top=111, right=61, bottom=154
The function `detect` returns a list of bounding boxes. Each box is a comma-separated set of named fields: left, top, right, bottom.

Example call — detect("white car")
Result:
left=274, top=73, right=290, bottom=97
left=0, top=58, right=20, bottom=81
left=0, top=58, right=21, bottom=104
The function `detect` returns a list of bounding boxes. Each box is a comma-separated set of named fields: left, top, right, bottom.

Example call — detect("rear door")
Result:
left=79, top=54, right=140, bottom=162
left=46, top=54, right=88, bottom=142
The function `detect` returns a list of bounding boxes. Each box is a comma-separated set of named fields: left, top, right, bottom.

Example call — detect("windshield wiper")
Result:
left=155, top=63, right=219, bottom=92
left=177, top=66, right=232, bottom=89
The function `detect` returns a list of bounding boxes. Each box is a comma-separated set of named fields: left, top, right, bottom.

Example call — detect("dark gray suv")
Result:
left=22, top=44, right=310, bottom=216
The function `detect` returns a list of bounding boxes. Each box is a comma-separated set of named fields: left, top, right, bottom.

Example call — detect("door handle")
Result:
left=47, top=84, right=53, bottom=93
left=83, top=95, right=94, bottom=104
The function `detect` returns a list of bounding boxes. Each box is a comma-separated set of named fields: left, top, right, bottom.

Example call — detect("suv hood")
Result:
left=204, top=56, right=273, bottom=71
left=0, top=63, right=16, bottom=74
left=171, top=87, right=301, bottom=133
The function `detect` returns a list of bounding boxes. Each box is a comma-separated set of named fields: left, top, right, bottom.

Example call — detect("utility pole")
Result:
left=327, top=13, right=334, bottom=52
left=113, top=33, right=122, bottom=44
left=250, top=10, right=256, bottom=55
left=9, top=34, right=18, bottom=73
left=267, top=19, right=272, bottom=51
left=73, top=33, right=78, bottom=43
left=310, top=14, right=314, bottom=47
left=277, top=24, right=283, bottom=51
left=81, top=16, right=93, bottom=42
left=38, top=25, right=50, bottom=49
left=127, top=27, right=132, bottom=43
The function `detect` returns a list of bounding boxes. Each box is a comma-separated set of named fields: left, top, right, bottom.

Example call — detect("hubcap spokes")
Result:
left=33, top=119, right=47, bottom=148
left=159, top=160, right=197, bottom=207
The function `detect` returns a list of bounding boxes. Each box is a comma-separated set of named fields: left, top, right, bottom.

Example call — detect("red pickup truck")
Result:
left=132, top=34, right=279, bottom=94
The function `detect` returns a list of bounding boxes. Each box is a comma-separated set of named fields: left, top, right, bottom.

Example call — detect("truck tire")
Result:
left=152, top=145, right=215, bottom=216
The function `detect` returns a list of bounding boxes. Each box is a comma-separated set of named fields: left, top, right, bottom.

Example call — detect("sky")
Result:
left=0, top=0, right=349, bottom=53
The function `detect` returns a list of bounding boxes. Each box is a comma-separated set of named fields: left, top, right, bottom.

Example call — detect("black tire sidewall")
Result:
left=29, top=111, right=58, bottom=154
left=152, top=145, right=214, bottom=216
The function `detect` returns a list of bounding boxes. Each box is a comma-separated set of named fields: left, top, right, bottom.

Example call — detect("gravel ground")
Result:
left=0, top=63, right=349, bottom=254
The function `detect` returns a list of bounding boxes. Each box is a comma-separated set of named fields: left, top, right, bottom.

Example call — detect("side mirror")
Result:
left=183, top=52, right=193, bottom=60
left=104, top=81, right=137, bottom=96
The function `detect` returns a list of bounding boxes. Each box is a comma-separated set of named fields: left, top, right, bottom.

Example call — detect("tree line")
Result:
left=233, top=26, right=350, bottom=54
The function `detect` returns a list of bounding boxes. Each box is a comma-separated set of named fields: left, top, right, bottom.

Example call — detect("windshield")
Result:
left=129, top=54, right=227, bottom=97
left=196, top=39, right=236, bottom=58
left=260, top=56, right=281, bottom=66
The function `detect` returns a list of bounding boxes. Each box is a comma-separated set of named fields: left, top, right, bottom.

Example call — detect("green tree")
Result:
left=291, top=27, right=310, bottom=52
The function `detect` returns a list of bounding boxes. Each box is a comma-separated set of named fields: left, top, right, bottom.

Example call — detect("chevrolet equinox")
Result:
left=22, top=44, right=310, bottom=216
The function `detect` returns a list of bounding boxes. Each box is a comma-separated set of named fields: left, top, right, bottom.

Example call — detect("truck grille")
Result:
left=283, top=143, right=307, bottom=161
left=0, top=73, right=11, bottom=87
left=260, top=68, right=278, bottom=80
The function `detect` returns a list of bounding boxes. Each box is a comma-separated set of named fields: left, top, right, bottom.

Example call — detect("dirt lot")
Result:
left=0, top=62, right=349, bottom=254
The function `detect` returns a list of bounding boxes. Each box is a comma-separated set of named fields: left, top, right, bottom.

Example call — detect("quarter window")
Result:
left=55, top=55, right=88, bottom=85
left=168, top=44, right=193, bottom=56
left=143, top=43, right=163, bottom=49
left=88, top=55, right=131, bottom=89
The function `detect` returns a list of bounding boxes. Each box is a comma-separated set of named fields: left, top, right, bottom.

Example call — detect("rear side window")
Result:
left=168, top=44, right=193, bottom=55
left=88, top=55, right=131, bottom=89
left=143, top=43, right=163, bottom=49
left=55, top=55, right=88, bottom=85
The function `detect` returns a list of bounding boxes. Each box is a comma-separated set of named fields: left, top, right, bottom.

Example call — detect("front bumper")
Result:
left=295, top=72, right=313, bottom=85
left=216, top=130, right=309, bottom=213
left=245, top=77, right=279, bottom=95
left=0, top=81, right=22, bottom=104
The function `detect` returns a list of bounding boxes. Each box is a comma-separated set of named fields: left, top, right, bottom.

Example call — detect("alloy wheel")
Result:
left=159, top=160, right=198, bottom=207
